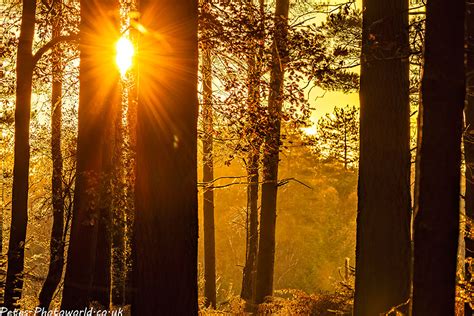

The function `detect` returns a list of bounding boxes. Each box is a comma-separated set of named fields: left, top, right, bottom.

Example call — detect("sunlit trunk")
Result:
left=61, top=0, right=120, bottom=309
left=201, top=41, right=217, bottom=308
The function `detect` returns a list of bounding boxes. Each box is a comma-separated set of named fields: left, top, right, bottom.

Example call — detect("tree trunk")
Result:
left=201, top=43, right=216, bottom=308
left=61, top=0, right=120, bottom=309
left=132, top=0, right=199, bottom=314
left=4, top=0, right=36, bottom=309
left=413, top=0, right=465, bottom=314
left=124, top=17, right=138, bottom=307
left=38, top=1, right=65, bottom=310
left=353, top=0, right=411, bottom=315
left=111, top=92, right=126, bottom=307
left=241, top=151, right=259, bottom=302
left=254, top=0, right=289, bottom=305
left=464, top=2, right=474, bottom=315
left=90, top=89, right=120, bottom=308
left=241, top=1, right=264, bottom=305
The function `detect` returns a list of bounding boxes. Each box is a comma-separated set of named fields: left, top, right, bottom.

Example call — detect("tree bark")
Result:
left=61, top=0, right=120, bottom=309
left=464, top=2, right=474, bottom=315
left=413, top=0, right=465, bottom=314
left=90, top=87, right=120, bottom=308
left=124, top=16, right=138, bottom=307
left=353, top=0, right=411, bottom=315
left=241, top=0, right=264, bottom=300
left=254, top=0, right=289, bottom=305
left=38, top=0, right=65, bottom=310
left=111, top=92, right=126, bottom=307
left=4, top=0, right=36, bottom=309
left=132, top=0, right=199, bottom=314
left=201, top=43, right=216, bottom=308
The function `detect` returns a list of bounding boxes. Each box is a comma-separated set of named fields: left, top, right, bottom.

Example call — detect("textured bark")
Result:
left=38, top=1, right=65, bottom=310
left=201, top=45, right=216, bottom=308
left=4, top=0, right=36, bottom=309
left=353, top=0, right=411, bottom=315
left=90, top=93, right=120, bottom=309
left=132, top=0, right=199, bottom=314
left=254, top=0, right=289, bottom=305
left=111, top=97, right=126, bottom=306
left=412, top=0, right=465, bottom=314
left=61, top=0, right=120, bottom=309
left=124, top=19, right=138, bottom=307
left=464, top=2, right=474, bottom=314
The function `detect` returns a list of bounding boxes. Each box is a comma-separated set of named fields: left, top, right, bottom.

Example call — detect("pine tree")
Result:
left=317, top=105, right=359, bottom=169
left=413, top=0, right=465, bottom=313
left=132, top=0, right=199, bottom=313
left=354, top=0, right=411, bottom=314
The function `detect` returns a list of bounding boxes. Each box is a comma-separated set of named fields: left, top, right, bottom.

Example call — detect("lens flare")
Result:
left=116, top=37, right=134, bottom=76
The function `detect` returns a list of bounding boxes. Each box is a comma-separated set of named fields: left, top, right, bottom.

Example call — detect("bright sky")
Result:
left=303, top=0, right=362, bottom=135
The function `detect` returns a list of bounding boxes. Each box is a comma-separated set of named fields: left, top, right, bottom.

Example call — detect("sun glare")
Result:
left=116, top=37, right=134, bottom=76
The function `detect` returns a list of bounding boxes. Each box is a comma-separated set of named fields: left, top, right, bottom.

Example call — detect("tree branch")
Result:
left=32, top=34, right=78, bottom=67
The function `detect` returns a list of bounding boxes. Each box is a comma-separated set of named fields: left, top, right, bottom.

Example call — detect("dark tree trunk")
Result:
left=464, top=2, right=474, bottom=315
left=132, top=0, right=199, bottom=314
left=241, top=151, right=259, bottom=303
left=4, top=0, right=36, bottom=309
left=61, top=0, right=120, bottom=309
left=353, top=0, right=411, bottom=315
left=254, top=0, right=289, bottom=305
left=90, top=93, right=120, bottom=309
left=38, top=1, right=65, bottom=310
left=241, top=1, right=264, bottom=305
left=412, top=0, right=465, bottom=314
left=201, top=44, right=216, bottom=308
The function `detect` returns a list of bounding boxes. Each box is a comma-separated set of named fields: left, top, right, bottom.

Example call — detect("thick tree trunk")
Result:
left=132, top=0, right=199, bottom=314
left=38, top=1, right=65, bottom=310
left=254, top=0, right=289, bottom=305
left=464, top=2, right=474, bottom=315
left=201, top=45, right=216, bottom=308
left=353, top=0, right=411, bottom=315
left=4, top=0, right=36, bottom=309
left=61, top=0, right=120, bottom=309
left=412, top=0, right=465, bottom=314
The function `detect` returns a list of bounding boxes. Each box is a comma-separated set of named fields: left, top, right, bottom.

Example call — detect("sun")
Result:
left=116, top=36, right=134, bottom=76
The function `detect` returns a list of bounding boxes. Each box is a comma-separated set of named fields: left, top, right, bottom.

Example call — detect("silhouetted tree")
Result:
left=241, top=0, right=265, bottom=306
left=61, top=0, right=120, bottom=309
left=38, top=0, right=66, bottom=310
left=255, top=0, right=290, bottom=305
left=354, top=0, right=411, bottom=314
left=413, top=0, right=465, bottom=314
left=132, top=0, right=199, bottom=313
left=317, top=105, right=359, bottom=169
left=4, top=0, right=37, bottom=309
